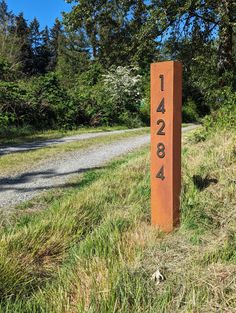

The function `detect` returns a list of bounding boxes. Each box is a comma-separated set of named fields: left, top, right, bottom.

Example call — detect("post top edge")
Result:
left=151, top=60, right=182, bottom=66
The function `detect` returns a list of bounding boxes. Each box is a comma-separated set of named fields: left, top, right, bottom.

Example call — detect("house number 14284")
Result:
left=156, top=74, right=166, bottom=181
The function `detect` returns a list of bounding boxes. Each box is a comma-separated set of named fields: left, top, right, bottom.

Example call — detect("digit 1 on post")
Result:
left=151, top=61, right=182, bottom=232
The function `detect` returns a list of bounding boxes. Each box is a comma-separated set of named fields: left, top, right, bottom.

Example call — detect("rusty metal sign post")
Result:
left=151, top=61, right=182, bottom=232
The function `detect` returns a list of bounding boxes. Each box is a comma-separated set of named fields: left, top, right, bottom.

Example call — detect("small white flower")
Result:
left=151, top=269, right=165, bottom=285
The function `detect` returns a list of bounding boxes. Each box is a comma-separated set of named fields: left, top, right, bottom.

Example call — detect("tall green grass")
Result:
left=0, top=129, right=235, bottom=312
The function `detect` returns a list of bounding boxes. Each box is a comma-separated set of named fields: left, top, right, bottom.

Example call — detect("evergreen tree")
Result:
left=29, top=17, right=42, bottom=74
left=15, top=13, right=33, bottom=75
left=48, top=18, right=62, bottom=71
left=39, top=26, right=51, bottom=73
left=56, top=28, right=90, bottom=86
left=0, top=0, right=16, bottom=65
left=0, top=0, right=13, bottom=33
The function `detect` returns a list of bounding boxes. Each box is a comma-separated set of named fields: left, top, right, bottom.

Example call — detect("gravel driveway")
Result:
left=0, top=134, right=149, bottom=208
left=0, top=125, right=198, bottom=208
left=0, top=128, right=143, bottom=156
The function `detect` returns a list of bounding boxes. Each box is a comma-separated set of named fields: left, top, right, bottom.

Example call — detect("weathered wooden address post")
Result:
left=151, top=61, right=182, bottom=232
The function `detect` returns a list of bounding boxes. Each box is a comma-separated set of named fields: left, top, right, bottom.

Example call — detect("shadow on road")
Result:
left=0, top=166, right=103, bottom=193
left=0, top=139, right=68, bottom=156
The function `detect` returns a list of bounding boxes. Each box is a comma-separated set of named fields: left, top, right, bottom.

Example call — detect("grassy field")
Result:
left=0, top=128, right=235, bottom=312
left=0, top=128, right=149, bottom=177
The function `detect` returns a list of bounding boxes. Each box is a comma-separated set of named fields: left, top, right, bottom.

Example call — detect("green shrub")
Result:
left=189, top=87, right=236, bottom=143
left=117, top=111, right=143, bottom=128
left=70, top=63, right=107, bottom=126
left=73, top=65, right=145, bottom=127
left=0, top=81, right=27, bottom=128
left=139, top=98, right=150, bottom=125
left=203, top=87, right=236, bottom=131
left=139, top=74, right=150, bottom=125
left=22, top=73, right=82, bottom=129
left=0, top=74, right=86, bottom=132
left=0, top=58, right=10, bottom=80
left=189, top=128, right=208, bottom=143
left=183, top=99, right=199, bottom=122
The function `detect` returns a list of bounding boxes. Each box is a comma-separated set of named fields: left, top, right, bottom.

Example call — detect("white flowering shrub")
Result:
left=103, top=66, right=142, bottom=123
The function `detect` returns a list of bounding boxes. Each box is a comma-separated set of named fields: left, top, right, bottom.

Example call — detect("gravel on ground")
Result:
left=0, top=128, right=145, bottom=156
left=0, top=125, right=199, bottom=208
left=0, top=134, right=149, bottom=208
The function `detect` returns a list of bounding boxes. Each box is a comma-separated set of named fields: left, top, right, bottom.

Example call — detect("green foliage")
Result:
left=0, top=63, right=146, bottom=133
left=0, top=74, right=81, bottom=133
left=189, top=128, right=208, bottom=143
left=71, top=62, right=107, bottom=126
left=1, top=0, right=236, bottom=132
left=0, top=81, right=26, bottom=127
left=64, top=0, right=157, bottom=70
left=56, top=28, right=90, bottom=88
left=190, top=86, right=236, bottom=145
left=182, top=99, right=200, bottom=122
left=203, top=87, right=236, bottom=131
left=139, top=74, right=150, bottom=125
left=22, top=73, right=82, bottom=129
left=0, top=58, right=11, bottom=80
left=70, top=64, right=145, bottom=127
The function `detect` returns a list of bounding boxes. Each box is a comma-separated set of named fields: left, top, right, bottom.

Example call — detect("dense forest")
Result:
left=0, top=0, right=235, bottom=134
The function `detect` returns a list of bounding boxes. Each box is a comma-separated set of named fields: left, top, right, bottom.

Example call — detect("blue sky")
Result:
left=6, top=0, right=73, bottom=28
